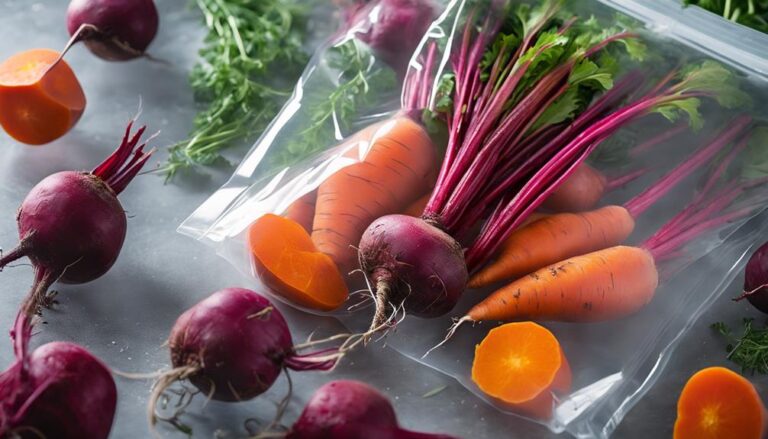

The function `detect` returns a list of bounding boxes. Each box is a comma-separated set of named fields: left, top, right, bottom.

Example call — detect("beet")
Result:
left=150, top=288, right=354, bottom=430
left=66, top=0, right=159, bottom=61
left=351, top=0, right=436, bottom=73
left=0, top=121, right=153, bottom=319
left=0, top=341, right=117, bottom=439
left=737, top=241, right=768, bottom=313
left=287, top=380, right=459, bottom=439
left=359, top=214, right=468, bottom=329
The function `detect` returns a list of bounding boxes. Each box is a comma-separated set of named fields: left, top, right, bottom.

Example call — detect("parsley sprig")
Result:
left=164, top=0, right=310, bottom=179
left=713, top=319, right=768, bottom=374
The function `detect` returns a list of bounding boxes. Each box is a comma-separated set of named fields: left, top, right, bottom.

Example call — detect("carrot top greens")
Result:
left=164, top=0, right=310, bottom=179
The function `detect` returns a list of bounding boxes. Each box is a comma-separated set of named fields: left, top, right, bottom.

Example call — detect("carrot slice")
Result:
left=0, top=49, right=86, bottom=145
left=471, top=322, right=571, bottom=418
left=674, top=367, right=767, bottom=439
left=248, top=214, right=348, bottom=311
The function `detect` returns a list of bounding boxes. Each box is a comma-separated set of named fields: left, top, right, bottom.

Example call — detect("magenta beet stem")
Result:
left=92, top=121, right=154, bottom=195
left=606, top=168, right=649, bottom=191
left=624, top=115, right=752, bottom=218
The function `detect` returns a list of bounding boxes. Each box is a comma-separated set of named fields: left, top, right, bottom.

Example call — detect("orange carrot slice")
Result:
left=471, top=322, right=571, bottom=418
left=674, top=367, right=767, bottom=439
left=248, top=214, right=348, bottom=311
left=0, top=49, right=86, bottom=145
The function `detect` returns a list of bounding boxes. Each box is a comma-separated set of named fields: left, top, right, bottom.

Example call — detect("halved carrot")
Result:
left=472, top=322, right=571, bottom=419
left=0, top=49, right=86, bottom=145
left=248, top=214, right=348, bottom=311
left=674, top=367, right=767, bottom=439
left=469, top=206, right=635, bottom=288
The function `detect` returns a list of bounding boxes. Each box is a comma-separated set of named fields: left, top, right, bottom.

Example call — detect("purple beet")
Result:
left=0, top=121, right=153, bottom=317
left=287, top=380, right=459, bottom=439
left=150, top=288, right=350, bottom=429
left=359, top=214, right=468, bottom=329
left=351, top=0, right=436, bottom=73
left=66, top=0, right=159, bottom=61
left=736, top=241, right=768, bottom=313
left=0, top=341, right=117, bottom=439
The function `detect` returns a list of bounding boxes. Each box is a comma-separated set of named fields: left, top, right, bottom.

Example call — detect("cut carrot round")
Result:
left=0, top=49, right=86, bottom=145
left=674, top=367, right=767, bottom=439
left=471, top=322, right=571, bottom=419
left=248, top=214, right=348, bottom=311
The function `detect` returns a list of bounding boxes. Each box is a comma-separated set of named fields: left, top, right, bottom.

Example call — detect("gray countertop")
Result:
left=0, top=1, right=765, bottom=438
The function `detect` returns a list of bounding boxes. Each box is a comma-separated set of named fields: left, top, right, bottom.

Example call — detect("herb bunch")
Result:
left=274, top=39, right=397, bottom=167
left=713, top=319, right=768, bottom=374
left=684, top=0, right=768, bottom=34
left=164, top=0, right=310, bottom=179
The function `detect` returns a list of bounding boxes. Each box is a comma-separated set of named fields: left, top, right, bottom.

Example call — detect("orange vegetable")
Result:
left=0, top=49, right=86, bottom=145
left=312, top=117, right=437, bottom=274
left=466, top=245, right=657, bottom=323
left=674, top=367, right=767, bottom=439
left=543, top=164, right=606, bottom=212
left=403, top=192, right=431, bottom=217
left=469, top=206, right=635, bottom=288
left=284, top=190, right=317, bottom=233
left=472, top=322, right=571, bottom=419
left=248, top=214, right=348, bottom=311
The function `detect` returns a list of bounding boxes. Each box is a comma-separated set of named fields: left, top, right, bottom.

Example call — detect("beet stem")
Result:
left=0, top=244, right=28, bottom=271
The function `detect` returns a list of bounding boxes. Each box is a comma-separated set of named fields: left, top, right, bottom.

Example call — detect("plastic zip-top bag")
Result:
left=180, top=0, right=768, bottom=437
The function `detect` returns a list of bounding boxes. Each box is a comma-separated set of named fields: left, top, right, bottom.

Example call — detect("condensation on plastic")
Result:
left=179, top=1, right=768, bottom=438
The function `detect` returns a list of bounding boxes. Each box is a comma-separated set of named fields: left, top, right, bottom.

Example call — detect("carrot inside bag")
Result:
left=469, top=117, right=751, bottom=289
left=248, top=214, right=348, bottom=311
left=674, top=367, right=767, bottom=439
left=471, top=322, right=571, bottom=419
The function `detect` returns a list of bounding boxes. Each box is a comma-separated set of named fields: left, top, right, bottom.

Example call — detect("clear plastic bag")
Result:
left=179, top=0, right=768, bottom=437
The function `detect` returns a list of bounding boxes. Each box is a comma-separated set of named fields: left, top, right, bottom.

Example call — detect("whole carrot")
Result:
left=312, top=116, right=437, bottom=274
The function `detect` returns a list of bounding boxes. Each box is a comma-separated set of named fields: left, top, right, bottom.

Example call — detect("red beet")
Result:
left=0, top=121, right=153, bottom=318
left=350, top=0, right=436, bottom=73
left=736, top=241, right=768, bottom=313
left=0, top=339, right=117, bottom=439
left=287, top=380, right=459, bottom=439
left=66, top=0, right=159, bottom=61
left=151, top=288, right=352, bottom=429
left=359, top=214, right=468, bottom=329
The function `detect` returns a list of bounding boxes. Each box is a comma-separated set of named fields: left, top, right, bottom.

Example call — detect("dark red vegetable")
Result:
left=349, top=0, right=436, bottom=73
left=0, top=310, right=117, bottom=439
left=150, top=288, right=357, bottom=431
left=287, top=380, right=459, bottom=439
left=736, top=241, right=768, bottom=313
left=66, top=0, right=159, bottom=61
left=0, top=121, right=153, bottom=320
